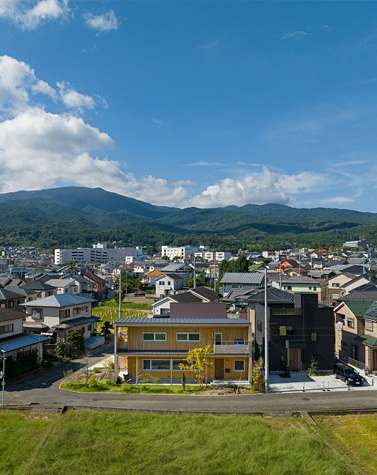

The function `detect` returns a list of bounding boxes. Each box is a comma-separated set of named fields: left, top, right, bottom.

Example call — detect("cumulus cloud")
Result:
left=0, top=55, right=57, bottom=112
left=0, top=54, right=351, bottom=210
left=83, top=10, right=118, bottom=33
left=57, top=81, right=96, bottom=112
left=187, top=168, right=326, bottom=208
left=0, top=0, right=70, bottom=30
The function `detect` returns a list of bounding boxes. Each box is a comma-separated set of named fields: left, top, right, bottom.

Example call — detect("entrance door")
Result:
left=215, top=359, right=224, bottom=379
left=290, top=350, right=299, bottom=371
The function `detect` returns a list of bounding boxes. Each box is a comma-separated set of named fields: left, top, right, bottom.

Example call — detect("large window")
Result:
left=0, top=324, right=13, bottom=335
left=234, top=339, right=245, bottom=345
left=172, top=360, right=189, bottom=371
left=59, top=309, right=70, bottom=319
left=347, top=319, right=355, bottom=329
left=176, top=333, right=200, bottom=342
left=234, top=360, right=245, bottom=372
left=257, top=321, right=262, bottom=332
left=143, top=332, right=166, bottom=342
left=365, top=320, right=373, bottom=332
left=143, top=359, right=170, bottom=371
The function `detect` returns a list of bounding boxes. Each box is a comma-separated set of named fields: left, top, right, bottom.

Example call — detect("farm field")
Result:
left=92, top=298, right=150, bottom=332
left=0, top=409, right=372, bottom=475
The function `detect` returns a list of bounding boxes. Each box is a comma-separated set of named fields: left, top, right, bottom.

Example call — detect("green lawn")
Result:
left=0, top=410, right=365, bottom=475
left=315, top=413, right=377, bottom=475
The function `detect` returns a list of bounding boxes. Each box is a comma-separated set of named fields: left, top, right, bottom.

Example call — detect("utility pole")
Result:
left=264, top=267, right=269, bottom=393
left=193, top=256, right=196, bottom=289
left=1, top=349, right=6, bottom=406
left=119, top=269, right=122, bottom=319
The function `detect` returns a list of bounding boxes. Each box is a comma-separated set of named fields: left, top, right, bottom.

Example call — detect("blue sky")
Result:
left=1, top=1, right=377, bottom=211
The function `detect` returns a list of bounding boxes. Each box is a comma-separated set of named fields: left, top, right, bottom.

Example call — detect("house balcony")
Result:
left=213, top=341, right=250, bottom=355
left=117, top=332, right=128, bottom=350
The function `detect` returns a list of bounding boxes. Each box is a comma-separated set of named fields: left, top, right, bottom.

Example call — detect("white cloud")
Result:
left=282, top=31, right=309, bottom=40
left=0, top=0, right=70, bottom=30
left=322, top=197, right=355, bottom=205
left=187, top=168, right=326, bottom=208
left=199, top=40, right=219, bottom=50
left=172, top=180, right=196, bottom=187
left=150, top=119, right=166, bottom=127
left=0, top=55, right=57, bottom=112
left=83, top=10, right=118, bottom=33
left=184, top=161, right=226, bottom=167
left=332, top=160, right=367, bottom=167
left=57, top=81, right=96, bottom=111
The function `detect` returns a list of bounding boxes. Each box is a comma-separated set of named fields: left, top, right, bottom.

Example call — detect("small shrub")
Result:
left=87, top=376, right=99, bottom=388
left=105, top=378, right=115, bottom=386
left=93, top=367, right=101, bottom=373
left=104, top=360, right=115, bottom=371
left=177, top=388, right=183, bottom=393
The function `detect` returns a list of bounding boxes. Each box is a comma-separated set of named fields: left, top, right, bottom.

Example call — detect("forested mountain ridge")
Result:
left=0, top=186, right=375, bottom=251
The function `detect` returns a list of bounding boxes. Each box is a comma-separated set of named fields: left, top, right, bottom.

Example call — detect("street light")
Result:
left=0, top=349, right=6, bottom=407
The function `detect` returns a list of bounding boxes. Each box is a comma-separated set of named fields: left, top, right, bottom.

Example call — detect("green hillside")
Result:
left=0, top=186, right=376, bottom=251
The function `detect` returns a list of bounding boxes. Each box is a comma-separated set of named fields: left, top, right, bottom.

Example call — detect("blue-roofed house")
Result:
left=0, top=308, right=49, bottom=363
left=21, top=294, right=98, bottom=342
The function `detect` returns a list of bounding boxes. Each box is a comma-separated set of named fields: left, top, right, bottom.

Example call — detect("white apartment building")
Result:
left=55, top=243, right=143, bottom=265
left=161, top=245, right=210, bottom=260
left=194, top=251, right=232, bottom=262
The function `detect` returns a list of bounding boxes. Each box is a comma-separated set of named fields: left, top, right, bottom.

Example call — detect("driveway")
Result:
left=269, top=371, right=374, bottom=393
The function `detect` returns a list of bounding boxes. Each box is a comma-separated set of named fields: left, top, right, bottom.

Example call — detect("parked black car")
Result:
left=333, top=363, right=364, bottom=386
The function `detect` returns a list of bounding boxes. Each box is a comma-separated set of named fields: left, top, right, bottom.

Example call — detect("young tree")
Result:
left=179, top=345, right=213, bottom=385
left=100, top=321, right=114, bottom=337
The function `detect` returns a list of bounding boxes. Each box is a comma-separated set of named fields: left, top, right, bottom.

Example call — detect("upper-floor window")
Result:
left=231, top=284, right=243, bottom=289
left=347, top=319, right=355, bottom=329
left=0, top=324, right=13, bottom=335
left=332, top=283, right=340, bottom=288
left=365, top=320, right=373, bottom=332
left=8, top=301, right=14, bottom=308
left=60, top=309, right=70, bottom=320
left=257, top=321, right=262, bottom=332
left=159, top=281, right=165, bottom=286
left=32, top=308, right=43, bottom=319
left=177, top=332, right=200, bottom=342
left=143, top=332, right=166, bottom=342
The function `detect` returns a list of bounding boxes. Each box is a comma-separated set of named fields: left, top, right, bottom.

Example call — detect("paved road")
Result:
left=6, top=344, right=377, bottom=414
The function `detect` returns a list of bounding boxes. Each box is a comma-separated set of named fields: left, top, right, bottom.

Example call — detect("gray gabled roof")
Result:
left=189, top=287, right=218, bottom=302
left=21, top=294, right=95, bottom=308
left=115, top=317, right=249, bottom=325
left=221, top=273, right=265, bottom=284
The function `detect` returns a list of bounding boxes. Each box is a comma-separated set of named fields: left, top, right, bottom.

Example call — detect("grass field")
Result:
left=0, top=410, right=371, bottom=475
left=92, top=298, right=150, bottom=332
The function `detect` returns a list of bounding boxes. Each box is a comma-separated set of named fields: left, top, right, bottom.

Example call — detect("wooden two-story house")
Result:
left=114, top=314, right=252, bottom=383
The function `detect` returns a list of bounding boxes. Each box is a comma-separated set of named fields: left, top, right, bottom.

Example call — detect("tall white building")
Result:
left=194, top=251, right=232, bottom=262
left=55, top=243, right=143, bottom=265
left=161, top=245, right=210, bottom=260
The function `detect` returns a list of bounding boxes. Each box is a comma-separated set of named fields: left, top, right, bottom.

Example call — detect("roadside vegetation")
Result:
left=0, top=410, right=366, bottom=475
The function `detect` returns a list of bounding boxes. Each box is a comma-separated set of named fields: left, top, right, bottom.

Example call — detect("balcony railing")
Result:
left=213, top=341, right=250, bottom=355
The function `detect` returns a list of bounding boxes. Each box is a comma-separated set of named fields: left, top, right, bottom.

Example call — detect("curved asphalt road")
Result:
left=6, top=343, right=377, bottom=414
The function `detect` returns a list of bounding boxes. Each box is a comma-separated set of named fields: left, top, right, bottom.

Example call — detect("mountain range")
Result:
left=0, top=186, right=375, bottom=251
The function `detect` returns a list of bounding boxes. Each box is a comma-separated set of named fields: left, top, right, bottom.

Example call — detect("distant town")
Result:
left=1, top=237, right=376, bottom=391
